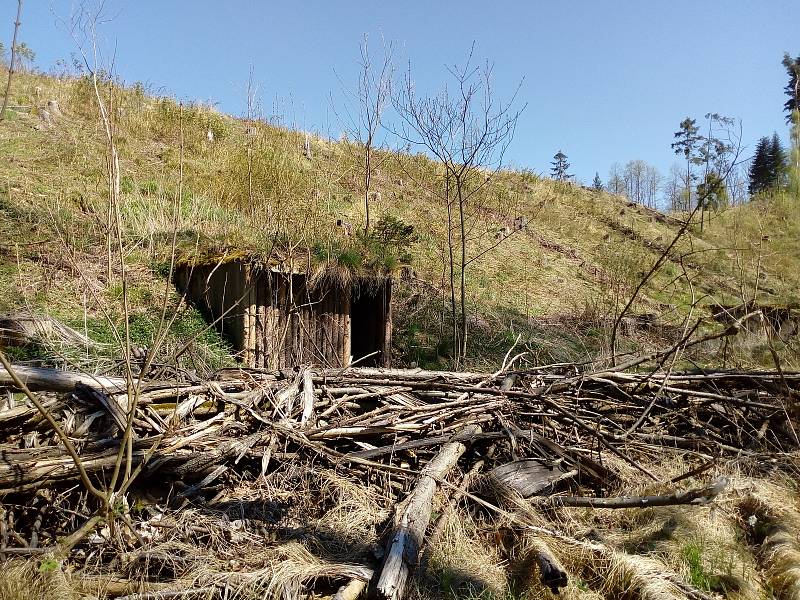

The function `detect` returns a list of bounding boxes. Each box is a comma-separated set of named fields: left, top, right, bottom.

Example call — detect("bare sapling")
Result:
left=0, top=0, right=24, bottom=122
left=334, top=33, right=394, bottom=235
left=609, top=123, right=743, bottom=366
left=394, top=44, right=524, bottom=367
left=6, top=1, right=210, bottom=545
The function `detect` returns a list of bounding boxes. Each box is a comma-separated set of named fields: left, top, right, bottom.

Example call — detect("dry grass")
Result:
left=0, top=558, right=79, bottom=600
left=0, top=457, right=797, bottom=599
left=735, top=478, right=800, bottom=600
left=3, top=71, right=799, bottom=371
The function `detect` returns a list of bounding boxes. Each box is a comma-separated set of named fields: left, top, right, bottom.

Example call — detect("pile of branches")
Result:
left=0, top=361, right=798, bottom=598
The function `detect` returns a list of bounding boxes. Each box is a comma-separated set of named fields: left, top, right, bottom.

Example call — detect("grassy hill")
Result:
left=1, top=71, right=799, bottom=372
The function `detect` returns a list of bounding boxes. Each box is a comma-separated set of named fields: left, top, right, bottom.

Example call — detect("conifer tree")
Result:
left=783, top=53, right=800, bottom=193
left=768, top=133, right=787, bottom=186
left=550, top=151, right=571, bottom=181
left=671, top=118, right=702, bottom=207
left=782, top=53, right=800, bottom=122
left=749, top=134, right=788, bottom=195
left=749, top=137, right=773, bottom=195
left=592, top=172, right=603, bottom=191
left=697, top=172, right=728, bottom=212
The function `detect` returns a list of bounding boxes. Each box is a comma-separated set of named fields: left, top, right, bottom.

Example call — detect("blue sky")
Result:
left=5, top=1, right=798, bottom=184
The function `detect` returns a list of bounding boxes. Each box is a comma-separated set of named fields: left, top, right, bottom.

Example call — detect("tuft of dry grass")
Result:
left=735, top=479, right=800, bottom=600
left=0, top=558, right=78, bottom=600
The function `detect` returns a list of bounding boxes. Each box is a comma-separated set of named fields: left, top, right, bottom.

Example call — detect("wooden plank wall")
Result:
left=174, top=262, right=248, bottom=360
left=176, top=262, right=392, bottom=369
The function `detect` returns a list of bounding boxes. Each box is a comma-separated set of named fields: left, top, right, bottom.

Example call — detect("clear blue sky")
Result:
left=5, top=1, right=798, bottom=184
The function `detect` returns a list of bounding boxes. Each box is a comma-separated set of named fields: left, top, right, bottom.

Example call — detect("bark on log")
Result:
left=544, top=478, right=728, bottom=509
left=523, top=534, right=568, bottom=593
left=373, top=426, right=479, bottom=600
left=318, top=368, right=488, bottom=381
left=334, top=578, right=368, bottom=600
left=0, top=365, right=127, bottom=392
left=300, top=368, right=314, bottom=426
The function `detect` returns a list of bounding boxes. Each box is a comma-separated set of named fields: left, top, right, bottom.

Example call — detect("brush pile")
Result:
left=0, top=362, right=798, bottom=599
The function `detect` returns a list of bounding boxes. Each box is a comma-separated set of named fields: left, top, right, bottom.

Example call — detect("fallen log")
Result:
left=0, top=364, right=129, bottom=392
left=522, top=533, right=569, bottom=594
left=543, top=478, right=728, bottom=509
left=334, top=578, right=368, bottom=600
left=373, top=426, right=479, bottom=600
left=489, top=459, right=575, bottom=498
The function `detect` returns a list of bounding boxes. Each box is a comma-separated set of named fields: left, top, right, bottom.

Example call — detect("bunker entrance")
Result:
left=349, top=283, right=391, bottom=367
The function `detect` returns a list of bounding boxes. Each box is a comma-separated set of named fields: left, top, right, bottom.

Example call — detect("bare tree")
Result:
left=394, top=46, right=524, bottom=367
left=336, top=34, right=394, bottom=234
left=726, top=161, right=750, bottom=206
left=623, top=159, right=646, bottom=204
left=0, top=0, right=23, bottom=122
left=607, top=162, right=626, bottom=195
left=610, top=141, right=743, bottom=365
left=622, top=160, right=661, bottom=208
left=664, top=163, right=691, bottom=212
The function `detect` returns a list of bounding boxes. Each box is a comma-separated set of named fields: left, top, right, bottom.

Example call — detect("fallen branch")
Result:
left=374, top=426, right=479, bottom=600
left=543, top=478, right=728, bottom=509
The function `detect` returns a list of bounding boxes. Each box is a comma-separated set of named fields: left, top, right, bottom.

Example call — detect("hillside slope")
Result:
left=1, top=72, right=798, bottom=370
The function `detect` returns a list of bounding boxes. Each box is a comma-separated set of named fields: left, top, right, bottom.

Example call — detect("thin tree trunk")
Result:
left=458, top=181, right=468, bottom=366
left=445, top=174, right=458, bottom=366
left=364, top=143, right=371, bottom=234
left=0, top=0, right=23, bottom=122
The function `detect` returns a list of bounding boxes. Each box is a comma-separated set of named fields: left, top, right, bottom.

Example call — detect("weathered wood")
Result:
left=374, top=426, right=479, bottom=600
left=341, top=287, right=350, bottom=366
left=300, top=368, right=314, bottom=427
left=383, top=279, right=392, bottom=367
left=267, top=275, right=279, bottom=370
left=243, top=264, right=253, bottom=365
left=77, top=385, right=131, bottom=435
left=278, top=275, right=289, bottom=368
left=255, top=272, right=264, bottom=368
left=489, top=459, right=574, bottom=498
left=0, top=365, right=127, bottom=392
left=522, top=534, right=569, bottom=594
left=318, top=367, right=489, bottom=381
left=332, top=286, right=342, bottom=367
left=334, top=578, right=368, bottom=600
left=544, top=478, right=728, bottom=509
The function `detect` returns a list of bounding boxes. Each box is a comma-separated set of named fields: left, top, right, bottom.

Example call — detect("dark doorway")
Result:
left=349, top=283, right=390, bottom=367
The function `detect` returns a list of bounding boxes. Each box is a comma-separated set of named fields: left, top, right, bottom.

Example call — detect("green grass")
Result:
left=681, top=538, right=745, bottom=595
left=1, top=70, right=798, bottom=370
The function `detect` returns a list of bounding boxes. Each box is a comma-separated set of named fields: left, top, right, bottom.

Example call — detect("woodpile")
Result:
left=0, top=361, right=798, bottom=598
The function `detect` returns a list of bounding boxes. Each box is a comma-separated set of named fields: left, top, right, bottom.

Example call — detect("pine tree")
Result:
left=750, top=134, right=789, bottom=195
left=782, top=53, right=800, bottom=122
left=697, top=172, right=728, bottom=212
left=550, top=151, right=571, bottom=181
left=768, top=133, right=787, bottom=187
left=783, top=53, right=800, bottom=193
left=749, top=137, right=773, bottom=195
left=591, top=172, right=603, bottom=191
left=671, top=118, right=702, bottom=209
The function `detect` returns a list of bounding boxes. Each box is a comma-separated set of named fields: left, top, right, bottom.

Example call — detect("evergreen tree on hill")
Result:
left=550, top=151, right=571, bottom=181
left=749, top=134, right=788, bottom=195
left=782, top=53, right=800, bottom=122
left=783, top=52, right=800, bottom=194
left=749, top=137, right=773, bottom=195
left=592, top=172, right=604, bottom=191
left=768, top=133, right=787, bottom=186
